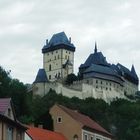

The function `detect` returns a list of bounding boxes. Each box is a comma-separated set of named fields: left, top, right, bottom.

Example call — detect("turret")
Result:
left=131, top=65, right=138, bottom=79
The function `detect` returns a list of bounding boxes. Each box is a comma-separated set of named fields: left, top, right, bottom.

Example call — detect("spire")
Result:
left=131, top=64, right=138, bottom=79
left=94, top=42, right=97, bottom=53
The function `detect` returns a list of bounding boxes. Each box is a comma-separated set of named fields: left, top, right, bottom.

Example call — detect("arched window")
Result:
left=73, top=134, right=78, bottom=140
left=49, top=64, right=51, bottom=71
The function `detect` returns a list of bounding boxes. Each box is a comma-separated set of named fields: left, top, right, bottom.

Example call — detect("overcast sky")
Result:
left=0, top=0, right=140, bottom=85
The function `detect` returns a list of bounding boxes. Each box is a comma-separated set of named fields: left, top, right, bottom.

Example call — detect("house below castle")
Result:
left=50, top=104, right=113, bottom=140
left=32, top=32, right=139, bottom=102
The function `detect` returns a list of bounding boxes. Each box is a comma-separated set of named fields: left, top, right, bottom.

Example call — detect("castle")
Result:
left=32, top=32, right=139, bottom=102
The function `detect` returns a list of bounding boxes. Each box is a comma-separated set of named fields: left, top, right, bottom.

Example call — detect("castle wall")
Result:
left=33, top=83, right=46, bottom=96
left=124, top=79, right=138, bottom=96
left=33, top=79, right=127, bottom=103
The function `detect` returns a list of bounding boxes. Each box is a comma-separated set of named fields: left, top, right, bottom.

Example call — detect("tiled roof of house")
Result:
left=26, top=127, right=67, bottom=140
left=42, top=32, right=75, bottom=53
left=0, top=113, right=27, bottom=130
left=58, top=105, right=112, bottom=137
left=33, top=69, right=48, bottom=83
left=0, top=98, right=11, bottom=115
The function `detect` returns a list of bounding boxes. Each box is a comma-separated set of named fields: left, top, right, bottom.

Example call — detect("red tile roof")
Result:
left=0, top=98, right=11, bottom=114
left=58, top=105, right=112, bottom=137
left=26, top=127, right=68, bottom=140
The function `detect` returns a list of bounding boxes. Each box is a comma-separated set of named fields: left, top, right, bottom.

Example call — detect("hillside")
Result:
left=0, top=66, right=140, bottom=140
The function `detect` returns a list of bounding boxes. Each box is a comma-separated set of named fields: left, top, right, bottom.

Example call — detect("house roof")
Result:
left=26, top=126, right=67, bottom=140
left=58, top=105, right=112, bottom=138
left=0, top=113, right=27, bottom=130
left=42, top=32, right=75, bottom=53
left=0, top=98, right=27, bottom=131
left=33, top=69, right=48, bottom=83
left=0, top=98, right=11, bottom=115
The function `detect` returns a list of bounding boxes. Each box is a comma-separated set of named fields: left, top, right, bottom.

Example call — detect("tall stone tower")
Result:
left=42, top=32, right=75, bottom=81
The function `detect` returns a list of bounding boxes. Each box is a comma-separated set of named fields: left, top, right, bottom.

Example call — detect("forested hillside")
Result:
left=0, top=66, right=140, bottom=140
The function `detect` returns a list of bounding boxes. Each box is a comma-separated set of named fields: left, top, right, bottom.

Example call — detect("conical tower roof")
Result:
left=34, top=69, right=48, bottom=83
left=131, top=65, right=138, bottom=79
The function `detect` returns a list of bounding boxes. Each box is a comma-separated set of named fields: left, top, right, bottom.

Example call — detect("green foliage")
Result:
left=27, top=92, right=140, bottom=140
left=0, top=66, right=29, bottom=118
left=65, top=73, right=78, bottom=85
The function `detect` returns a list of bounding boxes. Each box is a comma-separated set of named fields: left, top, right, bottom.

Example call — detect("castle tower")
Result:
left=42, top=32, right=75, bottom=81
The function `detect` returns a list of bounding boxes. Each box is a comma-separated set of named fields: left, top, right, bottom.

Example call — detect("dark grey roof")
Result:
left=79, top=45, right=109, bottom=69
left=116, top=63, right=139, bottom=85
left=34, top=69, right=48, bottom=83
left=83, top=64, right=124, bottom=85
left=84, top=64, right=119, bottom=77
left=131, top=65, right=138, bottom=79
left=84, top=72, right=124, bottom=85
left=42, top=32, right=75, bottom=53
left=63, top=60, right=73, bottom=68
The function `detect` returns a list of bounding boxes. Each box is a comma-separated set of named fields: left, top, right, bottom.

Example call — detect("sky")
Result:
left=0, top=0, right=140, bottom=85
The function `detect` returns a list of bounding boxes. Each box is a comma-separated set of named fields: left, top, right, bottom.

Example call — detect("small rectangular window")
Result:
left=84, top=134, right=88, bottom=140
left=49, top=75, right=51, bottom=79
left=7, top=126, right=13, bottom=140
left=57, top=116, right=62, bottom=123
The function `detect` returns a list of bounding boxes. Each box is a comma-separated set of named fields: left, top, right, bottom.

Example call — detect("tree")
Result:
left=65, top=73, right=78, bottom=85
